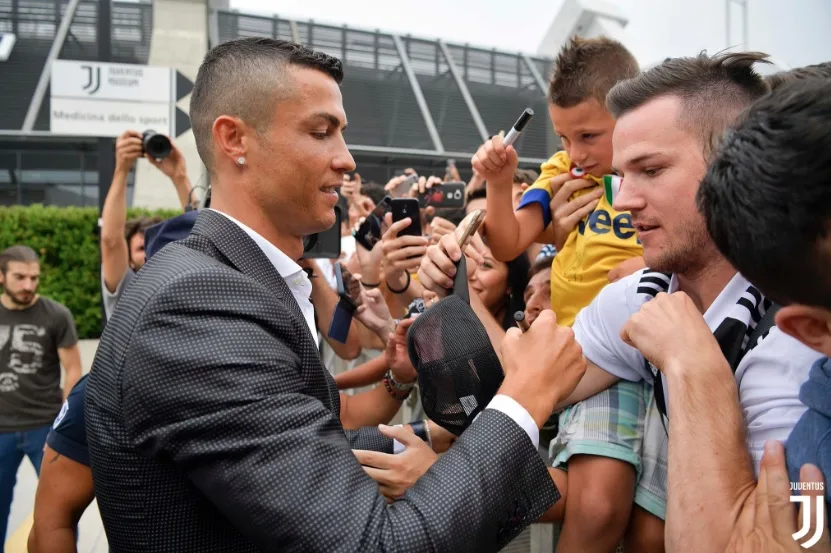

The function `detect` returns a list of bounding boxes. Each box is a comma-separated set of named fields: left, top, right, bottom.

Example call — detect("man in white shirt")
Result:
left=419, top=51, right=820, bottom=552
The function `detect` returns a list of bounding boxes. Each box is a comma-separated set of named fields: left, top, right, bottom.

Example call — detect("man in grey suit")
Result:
left=85, top=37, right=587, bottom=552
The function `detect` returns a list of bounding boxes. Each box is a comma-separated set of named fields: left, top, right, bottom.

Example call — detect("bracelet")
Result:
left=382, top=370, right=414, bottom=401
left=423, top=419, right=433, bottom=449
left=386, top=272, right=411, bottom=295
left=361, top=280, right=380, bottom=289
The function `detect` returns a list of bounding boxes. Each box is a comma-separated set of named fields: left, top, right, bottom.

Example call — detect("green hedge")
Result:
left=0, top=205, right=181, bottom=339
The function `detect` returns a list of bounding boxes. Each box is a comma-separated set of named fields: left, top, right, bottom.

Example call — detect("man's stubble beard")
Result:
left=647, top=220, right=715, bottom=277
left=3, top=285, right=36, bottom=307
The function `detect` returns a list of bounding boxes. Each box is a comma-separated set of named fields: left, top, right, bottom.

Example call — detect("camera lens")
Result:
left=142, top=130, right=172, bottom=159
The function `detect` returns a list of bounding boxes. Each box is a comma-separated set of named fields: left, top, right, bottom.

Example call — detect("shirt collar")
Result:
left=208, top=209, right=304, bottom=280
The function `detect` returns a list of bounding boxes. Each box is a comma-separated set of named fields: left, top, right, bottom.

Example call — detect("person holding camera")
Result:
left=100, top=130, right=193, bottom=319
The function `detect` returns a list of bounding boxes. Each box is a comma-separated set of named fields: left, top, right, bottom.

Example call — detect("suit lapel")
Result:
left=189, top=210, right=341, bottom=412
left=189, top=210, right=315, bottom=346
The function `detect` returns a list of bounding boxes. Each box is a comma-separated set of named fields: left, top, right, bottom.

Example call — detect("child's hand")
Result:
left=470, top=135, right=518, bottom=189
left=549, top=173, right=602, bottom=249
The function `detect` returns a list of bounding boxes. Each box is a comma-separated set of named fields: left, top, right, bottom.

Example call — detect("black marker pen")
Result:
left=503, top=108, right=534, bottom=147
left=514, top=311, right=530, bottom=333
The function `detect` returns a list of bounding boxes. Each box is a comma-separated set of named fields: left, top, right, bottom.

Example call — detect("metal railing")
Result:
left=217, top=12, right=556, bottom=162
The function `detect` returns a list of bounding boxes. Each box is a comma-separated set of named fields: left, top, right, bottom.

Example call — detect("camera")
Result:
left=142, top=130, right=172, bottom=159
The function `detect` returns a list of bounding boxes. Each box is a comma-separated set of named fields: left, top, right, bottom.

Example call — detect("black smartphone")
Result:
left=302, top=204, right=342, bottom=259
left=391, top=198, right=422, bottom=237
left=418, top=182, right=466, bottom=208
left=352, top=196, right=392, bottom=250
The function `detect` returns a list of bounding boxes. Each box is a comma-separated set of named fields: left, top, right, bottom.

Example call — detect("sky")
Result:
left=227, top=0, right=831, bottom=70
left=228, top=0, right=566, bottom=55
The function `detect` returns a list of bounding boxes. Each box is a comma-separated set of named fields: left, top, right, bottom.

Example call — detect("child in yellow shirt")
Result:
left=480, top=37, right=658, bottom=552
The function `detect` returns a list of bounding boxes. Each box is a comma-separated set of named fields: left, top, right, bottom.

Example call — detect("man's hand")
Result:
left=417, top=230, right=483, bottom=298
left=726, top=441, right=830, bottom=553
left=410, top=175, right=443, bottom=197
left=355, top=284, right=396, bottom=346
left=499, top=310, right=586, bottom=427
left=428, top=216, right=457, bottom=245
left=470, top=135, right=518, bottom=190
left=114, top=130, right=143, bottom=174
left=384, top=317, right=416, bottom=383
left=620, top=291, right=730, bottom=378
left=548, top=173, right=602, bottom=250
left=381, top=213, right=429, bottom=276
left=354, top=425, right=438, bottom=501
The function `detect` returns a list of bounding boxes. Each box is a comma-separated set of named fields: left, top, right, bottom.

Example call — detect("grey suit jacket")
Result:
left=85, top=209, right=559, bottom=552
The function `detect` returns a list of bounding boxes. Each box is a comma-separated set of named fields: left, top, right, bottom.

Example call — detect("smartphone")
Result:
left=335, top=263, right=361, bottom=311
left=418, top=182, right=466, bottom=208
left=391, top=173, right=418, bottom=198
left=391, top=198, right=422, bottom=237
left=302, top=204, right=342, bottom=259
left=352, top=196, right=392, bottom=250
left=457, top=209, right=486, bottom=250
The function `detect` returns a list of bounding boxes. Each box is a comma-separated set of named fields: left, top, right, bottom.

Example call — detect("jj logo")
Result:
left=791, top=494, right=826, bottom=549
left=82, top=64, right=101, bottom=95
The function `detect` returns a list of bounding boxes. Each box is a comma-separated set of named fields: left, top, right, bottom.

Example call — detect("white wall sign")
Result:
left=50, top=60, right=174, bottom=137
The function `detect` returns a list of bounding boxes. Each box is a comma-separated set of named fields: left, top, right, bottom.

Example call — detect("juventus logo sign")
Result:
left=82, top=64, right=101, bottom=95
left=790, top=492, right=826, bottom=549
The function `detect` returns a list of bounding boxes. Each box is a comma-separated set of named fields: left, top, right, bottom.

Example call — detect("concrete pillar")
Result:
left=132, top=0, right=208, bottom=210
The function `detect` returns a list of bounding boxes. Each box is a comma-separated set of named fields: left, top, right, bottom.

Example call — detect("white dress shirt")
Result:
left=211, top=209, right=318, bottom=347
left=212, top=210, right=539, bottom=451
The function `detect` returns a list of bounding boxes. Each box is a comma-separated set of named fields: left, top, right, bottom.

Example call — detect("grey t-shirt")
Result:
left=0, top=297, right=78, bottom=431
left=102, top=266, right=136, bottom=320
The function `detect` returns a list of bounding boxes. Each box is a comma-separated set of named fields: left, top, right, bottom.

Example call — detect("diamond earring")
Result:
left=237, top=156, right=246, bottom=166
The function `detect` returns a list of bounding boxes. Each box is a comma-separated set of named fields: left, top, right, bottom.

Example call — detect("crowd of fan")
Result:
left=2, top=34, right=831, bottom=553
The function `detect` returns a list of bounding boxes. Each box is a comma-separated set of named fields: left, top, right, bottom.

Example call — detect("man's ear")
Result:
left=776, top=304, right=831, bottom=357
left=212, top=115, right=249, bottom=167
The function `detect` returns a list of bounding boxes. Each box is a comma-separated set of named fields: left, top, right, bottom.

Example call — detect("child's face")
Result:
left=548, top=98, right=617, bottom=177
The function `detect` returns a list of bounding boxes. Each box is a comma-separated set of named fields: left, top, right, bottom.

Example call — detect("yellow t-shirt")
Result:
left=518, top=151, right=643, bottom=326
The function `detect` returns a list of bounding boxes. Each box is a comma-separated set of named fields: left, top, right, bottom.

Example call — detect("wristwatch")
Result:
left=382, top=369, right=415, bottom=401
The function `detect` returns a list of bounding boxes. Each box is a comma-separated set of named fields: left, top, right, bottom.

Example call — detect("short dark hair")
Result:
left=607, top=51, right=770, bottom=157
left=766, top=61, right=831, bottom=90
left=467, top=186, right=487, bottom=204
left=548, top=37, right=640, bottom=108
left=360, top=181, right=386, bottom=206
left=513, top=168, right=539, bottom=185
left=529, top=255, right=554, bottom=279
left=698, top=79, right=831, bottom=309
left=0, top=245, right=39, bottom=274
left=125, top=216, right=162, bottom=244
left=190, top=38, right=344, bottom=173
